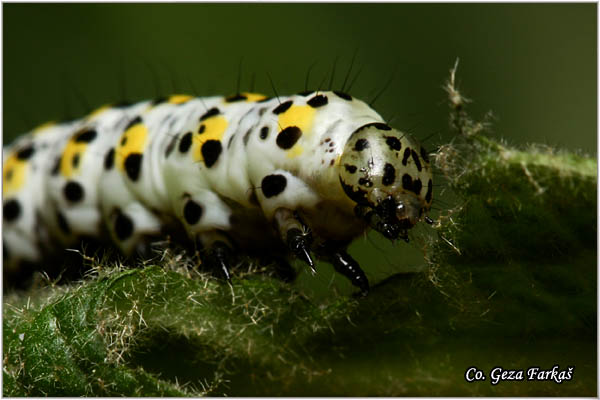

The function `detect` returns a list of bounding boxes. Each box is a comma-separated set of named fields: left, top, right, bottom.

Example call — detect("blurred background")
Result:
left=3, top=3, right=597, bottom=295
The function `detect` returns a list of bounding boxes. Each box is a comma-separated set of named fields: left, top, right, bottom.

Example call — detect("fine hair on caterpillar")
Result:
left=3, top=60, right=434, bottom=296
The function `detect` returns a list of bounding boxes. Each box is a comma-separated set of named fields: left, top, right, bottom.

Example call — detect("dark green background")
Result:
left=3, top=3, right=597, bottom=154
left=2, top=3, right=597, bottom=294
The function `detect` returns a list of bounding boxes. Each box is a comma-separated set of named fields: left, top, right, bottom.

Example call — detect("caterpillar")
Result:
left=3, top=89, right=433, bottom=295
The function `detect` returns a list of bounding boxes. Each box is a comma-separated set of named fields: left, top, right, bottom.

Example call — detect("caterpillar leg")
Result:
left=273, top=208, right=315, bottom=274
left=198, top=231, right=234, bottom=280
left=319, top=243, right=369, bottom=296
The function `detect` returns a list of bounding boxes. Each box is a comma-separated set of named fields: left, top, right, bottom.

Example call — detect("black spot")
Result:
left=260, top=126, right=269, bottom=140
left=412, top=178, right=422, bottom=195
left=63, top=181, right=84, bottom=203
left=339, top=177, right=368, bottom=204
left=125, top=116, right=142, bottom=131
left=411, top=150, right=422, bottom=172
left=358, top=177, right=373, bottom=187
left=179, top=132, right=193, bottom=153
left=120, top=136, right=128, bottom=146
left=344, top=164, right=357, bottom=174
left=307, top=95, right=328, bottom=108
left=201, top=140, right=222, bottom=168
left=124, top=153, right=143, bottom=181
left=114, top=212, right=134, bottom=240
left=298, top=90, right=314, bottom=96
left=183, top=199, right=203, bottom=225
left=57, top=211, right=70, bottom=234
left=198, top=124, right=206, bottom=134
left=402, top=148, right=411, bottom=166
left=16, top=145, right=35, bottom=160
left=261, top=174, right=287, bottom=198
left=425, top=179, right=433, bottom=203
left=276, top=126, right=302, bottom=149
left=333, top=91, right=352, bottom=101
left=243, top=129, right=252, bottom=146
left=225, top=94, right=247, bottom=102
left=382, top=163, right=396, bottom=186
left=51, top=156, right=61, bottom=175
left=402, top=174, right=413, bottom=191
left=73, top=129, right=97, bottom=143
left=104, top=148, right=115, bottom=170
left=354, top=138, right=369, bottom=151
left=3, top=199, right=21, bottom=222
left=386, top=136, right=402, bottom=151
left=273, top=100, right=293, bottom=115
left=420, top=147, right=430, bottom=163
left=72, top=153, right=80, bottom=169
left=200, top=107, right=220, bottom=121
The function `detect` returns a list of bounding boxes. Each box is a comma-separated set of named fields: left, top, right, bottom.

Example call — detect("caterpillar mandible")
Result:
left=3, top=90, right=433, bottom=295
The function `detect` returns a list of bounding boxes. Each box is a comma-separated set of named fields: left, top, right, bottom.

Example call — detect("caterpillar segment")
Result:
left=3, top=91, right=433, bottom=294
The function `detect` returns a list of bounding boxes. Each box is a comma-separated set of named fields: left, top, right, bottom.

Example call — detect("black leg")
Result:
left=274, top=208, right=315, bottom=274
left=273, top=257, right=297, bottom=283
left=203, top=240, right=233, bottom=280
left=328, top=248, right=369, bottom=296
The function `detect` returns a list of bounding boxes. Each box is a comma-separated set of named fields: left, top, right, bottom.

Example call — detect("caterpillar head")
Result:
left=339, top=122, right=433, bottom=241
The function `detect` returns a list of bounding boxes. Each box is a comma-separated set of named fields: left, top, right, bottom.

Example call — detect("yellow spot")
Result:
left=168, top=94, right=193, bottom=104
left=88, top=104, right=111, bottom=120
left=277, top=105, right=315, bottom=158
left=243, top=92, right=267, bottom=102
left=32, top=121, right=56, bottom=136
left=116, top=123, right=148, bottom=171
left=192, top=115, right=228, bottom=162
left=2, top=154, right=26, bottom=195
left=278, top=105, right=315, bottom=135
left=286, top=144, right=304, bottom=159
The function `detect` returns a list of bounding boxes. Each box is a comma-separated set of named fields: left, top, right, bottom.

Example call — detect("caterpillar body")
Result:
left=3, top=90, right=433, bottom=294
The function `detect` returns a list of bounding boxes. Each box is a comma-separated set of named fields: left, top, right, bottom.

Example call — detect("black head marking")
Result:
left=124, top=153, right=143, bottom=181
left=261, top=174, right=287, bottom=198
left=354, top=138, right=369, bottom=151
left=402, top=173, right=413, bottom=191
left=385, top=136, right=401, bottom=151
left=63, top=181, right=84, bottom=203
left=164, top=134, right=178, bottom=158
left=183, top=199, right=203, bottom=225
left=382, top=163, right=396, bottom=186
left=276, top=126, right=302, bottom=149
left=402, top=148, right=411, bottom=166
left=358, top=177, right=373, bottom=187
left=273, top=100, right=293, bottom=115
left=344, top=164, right=357, bottom=174
left=411, top=150, right=422, bottom=172
left=425, top=179, right=433, bottom=203
left=201, top=140, right=222, bottom=168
